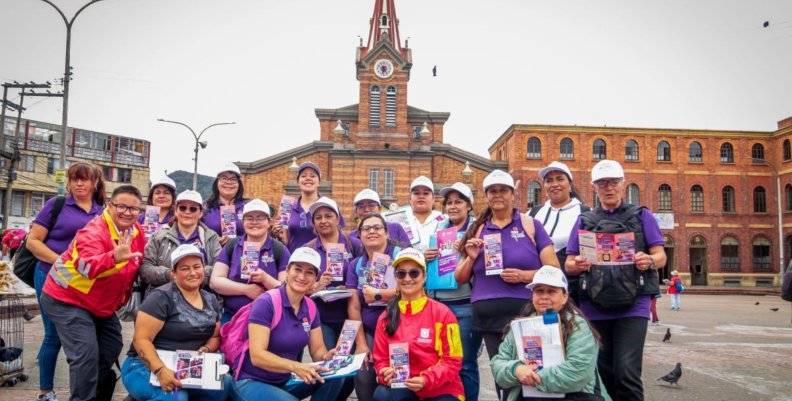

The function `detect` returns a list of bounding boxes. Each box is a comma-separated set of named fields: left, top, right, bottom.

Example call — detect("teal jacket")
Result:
left=490, top=313, right=611, bottom=401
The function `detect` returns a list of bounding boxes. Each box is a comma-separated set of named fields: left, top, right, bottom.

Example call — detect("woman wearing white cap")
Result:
left=232, top=247, right=343, bottom=401
left=137, top=176, right=177, bottom=233
left=123, top=244, right=231, bottom=401
left=210, top=199, right=290, bottom=324
left=455, top=169, right=559, bottom=399
left=140, top=190, right=222, bottom=294
left=527, top=161, right=591, bottom=305
left=350, top=189, right=411, bottom=247
left=203, top=162, right=248, bottom=246
left=407, top=176, right=444, bottom=251
left=490, top=266, right=610, bottom=401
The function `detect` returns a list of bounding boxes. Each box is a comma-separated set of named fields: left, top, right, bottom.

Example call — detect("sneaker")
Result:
left=37, top=392, right=59, bottom=401
left=652, top=321, right=660, bottom=325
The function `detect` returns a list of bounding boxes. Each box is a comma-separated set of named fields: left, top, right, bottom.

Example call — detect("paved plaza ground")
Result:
left=1, top=294, right=790, bottom=401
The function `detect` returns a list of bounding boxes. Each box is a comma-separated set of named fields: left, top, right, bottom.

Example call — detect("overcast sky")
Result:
left=2, top=0, right=791, bottom=180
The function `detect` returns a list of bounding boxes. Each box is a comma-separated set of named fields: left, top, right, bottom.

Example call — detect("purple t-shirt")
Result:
left=469, top=210, right=554, bottom=303
left=345, top=244, right=399, bottom=334
left=177, top=228, right=207, bottom=263
left=216, top=234, right=291, bottom=314
left=349, top=222, right=411, bottom=248
left=34, top=195, right=103, bottom=273
left=309, top=234, right=362, bottom=324
left=202, top=199, right=246, bottom=238
left=565, top=207, right=665, bottom=321
left=238, top=286, right=321, bottom=384
left=284, top=196, right=346, bottom=252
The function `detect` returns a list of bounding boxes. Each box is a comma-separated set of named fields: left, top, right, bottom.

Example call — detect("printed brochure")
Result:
left=240, top=241, right=261, bottom=281
left=326, top=243, right=346, bottom=281
left=389, top=343, right=410, bottom=389
left=509, top=315, right=565, bottom=398
left=383, top=207, right=420, bottom=245
left=310, top=289, right=353, bottom=303
left=335, top=320, right=362, bottom=356
left=220, top=205, right=237, bottom=238
left=360, top=252, right=395, bottom=306
left=288, top=353, right=367, bottom=383
left=484, top=233, right=504, bottom=275
left=426, top=227, right=460, bottom=290
left=277, top=195, right=296, bottom=227
left=149, top=350, right=229, bottom=390
left=144, top=206, right=160, bottom=237
left=578, top=230, right=636, bottom=265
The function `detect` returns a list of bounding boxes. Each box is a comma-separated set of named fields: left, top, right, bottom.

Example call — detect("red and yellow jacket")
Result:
left=374, top=296, right=465, bottom=400
left=43, top=209, right=146, bottom=318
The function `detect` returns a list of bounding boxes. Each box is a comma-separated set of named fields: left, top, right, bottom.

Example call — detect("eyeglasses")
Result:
left=355, top=202, right=379, bottom=212
left=243, top=216, right=269, bottom=223
left=360, top=224, right=385, bottom=233
left=177, top=205, right=201, bottom=213
left=594, top=179, right=622, bottom=189
left=218, top=175, right=239, bottom=183
left=395, top=269, right=422, bottom=280
left=111, top=203, right=143, bottom=215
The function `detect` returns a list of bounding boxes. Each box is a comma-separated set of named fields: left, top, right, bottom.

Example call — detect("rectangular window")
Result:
left=19, top=155, right=35, bottom=172
left=383, top=169, right=394, bottom=198
left=658, top=191, right=672, bottom=211
left=412, top=126, right=422, bottom=140
left=752, top=244, right=771, bottom=271
left=10, top=191, right=26, bottom=217
left=101, top=165, right=113, bottom=181
left=30, top=192, right=55, bottom=217
left=47, top=158, right=57, bottom=174
left=369, top=169, right=380, bottom=193
left=721, top=244, right=739, bottom=271
left=117, top=168, right=132, bottom=183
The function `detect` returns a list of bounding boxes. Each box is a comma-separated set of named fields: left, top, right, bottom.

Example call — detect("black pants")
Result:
left=482, top=331, right=507, bottom=401
left=592, top=317, right=647, bottom=401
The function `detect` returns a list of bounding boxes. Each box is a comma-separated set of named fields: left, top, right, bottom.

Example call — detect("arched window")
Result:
left=689, top=141, right=703, bottom=162
left=752, top=237, right=771, bottom=271
left=658, top=184, right=672, bottom=211
left=721, top=236, right=740, bottom=271
left=657, top=141, right=671, bottom=161
left=527, top=137, right=542, bottom=159
left=786, top=184, right=792, bottom=211
left=560, top=138, right=574, bottom=159
left=625, top=139, right=639, bottom=161
left=754, top=186, right=767, bottom=213
left=385, top=86, right=396, bottom=127
left=751, top=143, right=765, bottom=161
left=627, top=183, right=640, bottom=205
left=690, top=185, right=704, bottom=212
left=527, top=181, right=542, bottom=208
left=369, top=86, right=381, bottom=127
left=720, top=142, right=734, bottom=163
left=785, top=139, right=791, bottom=161
left=722, top=186, right=735, bottom=213
left=593, top=139, right=607, bottom=160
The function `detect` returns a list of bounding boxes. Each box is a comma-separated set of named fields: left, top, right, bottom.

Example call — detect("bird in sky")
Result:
left=657, top=363, right=683, bottom=385
left=432, top=65, right=437, bottom=77
left=763, top=21, right=770, bottom=28
left=662, top=328, right=671, bottom=343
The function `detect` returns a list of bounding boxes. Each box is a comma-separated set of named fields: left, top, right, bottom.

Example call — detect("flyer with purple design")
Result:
left=436, top=227, right=458, bottom=276
left=326, top=243, right=346, bottom=281
left=144, top=206, right=160, bottom=237
left=484, top=233, right=503, bottom=275
left=389, top=342, right=410, bottom=389
left=277, top=195, right=296, bottom=227
left=220, top=205, right=237, bottom=238
left=240, top=241, right=261, bottom=280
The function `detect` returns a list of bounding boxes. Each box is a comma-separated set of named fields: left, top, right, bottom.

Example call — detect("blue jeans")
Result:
left=221, top=309, right=234, bottom=326
left=232, top=377, right=343, bottom=401
left=35, top=265, right=61, bottom=391
left=122, top=356, right=232, bottom=401
left=448, top=303, right=482, bottom=401
left=670, top=294, right=681, bottom=309
left=373, top=385, right=459, bottom=401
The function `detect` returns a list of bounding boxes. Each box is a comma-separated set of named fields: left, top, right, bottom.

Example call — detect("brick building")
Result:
left=489, top=117, right=792, bottom=287
left=238, top=0, right=505, bottom=222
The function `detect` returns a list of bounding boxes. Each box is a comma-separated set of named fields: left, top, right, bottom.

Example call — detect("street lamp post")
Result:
left=39, top=0, right=104, bottom=195
left=752, top=157, right=785, bottom=286
left=157, top=119, right=235, bottom=190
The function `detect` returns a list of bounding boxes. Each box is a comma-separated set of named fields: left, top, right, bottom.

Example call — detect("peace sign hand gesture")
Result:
left=113, top=230, right=142, bottom=263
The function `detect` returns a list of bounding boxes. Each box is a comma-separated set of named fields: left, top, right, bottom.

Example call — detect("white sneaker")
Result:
left=37, top=392, right=59, bottom=401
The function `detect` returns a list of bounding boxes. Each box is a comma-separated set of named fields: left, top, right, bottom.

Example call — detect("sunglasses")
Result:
left=394, top=269, right=422, bottom=280
left=178, top=205, right=201, bottom=213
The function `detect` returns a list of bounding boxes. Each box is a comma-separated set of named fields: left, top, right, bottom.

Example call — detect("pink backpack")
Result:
left=220, top=288, right=318, bottom=379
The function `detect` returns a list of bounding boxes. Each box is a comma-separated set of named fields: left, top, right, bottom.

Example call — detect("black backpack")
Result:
left=13, top=196, right=66, bottom=287
left=781, top=265, right=792, bottom=302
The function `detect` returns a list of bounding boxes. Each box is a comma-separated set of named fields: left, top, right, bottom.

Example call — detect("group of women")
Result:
left=29, top=158, right=664, bottom=401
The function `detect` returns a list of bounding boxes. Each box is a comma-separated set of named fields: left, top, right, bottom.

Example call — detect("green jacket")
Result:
left=490, top=313, right=611, bottom=401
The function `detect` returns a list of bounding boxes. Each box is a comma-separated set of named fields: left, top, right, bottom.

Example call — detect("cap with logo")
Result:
left=308, top=196, right=339, bottom=217
left=170, top=244, right=204, bottom=267
left=590, top=160, right=624, bottom=183
left=439, top=182, right=474, bottom=206
left=289, top=247, right=322, bottom=272
left=392, top=248, right=427, bottom=270
left=243, top=199, right=271, bottom=217
left=483, top=169, right=515, bottom=192
left=354, top=189, right=381, bottom=206
left=539, top=161, right=573, bottom=181
left=526, top=265, right=568, bottom=292
left=410, top=176, right=435, bottom=193
left=175, top=190, right=203, bottom=206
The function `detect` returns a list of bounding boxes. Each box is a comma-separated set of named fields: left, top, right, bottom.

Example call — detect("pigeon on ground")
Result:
left=755, top=301, right=760, bottom=305
left=657, top=362, right=682, bottom=385
left=662, top=328, right=671, bottom=343
left=770, top=308, right=779, bottom=312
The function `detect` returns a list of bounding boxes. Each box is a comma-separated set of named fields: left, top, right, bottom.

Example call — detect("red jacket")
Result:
left=668, top=276, right=682, bottom=295
left=43, top=209, right=146, bottom=318
left=373, top=296, right=464, bottom=400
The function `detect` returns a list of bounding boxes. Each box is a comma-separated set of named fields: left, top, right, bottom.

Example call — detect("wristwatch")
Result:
left=374, top=289, right=382, bottom=301
left=648, top=257, right=655, bottom=270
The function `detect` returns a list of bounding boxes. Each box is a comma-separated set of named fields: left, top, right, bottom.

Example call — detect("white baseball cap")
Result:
left=539, top=161, right=573, bottom=181
left=308, top=196, right=339, bottom=217
left=526, top=265, right=568, bottom=292
left=354, top=189, right=381, bottom=206
left=170, top=244, right=204, bottom=267
left=218, top=162, right=241, bottom=177
left=151, top=176, right=177, bottom=192
left=175, top=190, right=203, bottom=206
left=289, top=247, right=322, bottom=272
left=439, top=182, right=474, bottom=206
left=243, top=199, right=271, bottom=217
left=410, top=176, right=435, bottom=193
left=483, top=169, right=515, bottom=191
left=392, top=248, right=427, bottom=270
left=590, top=160, right=624, bottom=183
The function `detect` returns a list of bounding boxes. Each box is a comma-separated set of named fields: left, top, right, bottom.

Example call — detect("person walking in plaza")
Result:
left=454, top=169, right=558, bottom=400
left=25, top=162, right=105, bottom=401
left=40, top=185, right=147, bottom=401
left=137, top=175, right=177, bottom=234
left=140, top=190, right=221, bottom=294
left=202, top=162, right=248, bottom=245
left=211, top=199, right=290, bottom=324
left=565, top=160, right=666, bottom=401
left=349, top=188, right=411, bottom=247
left=491, top=266, right=611, bottom=401
left=666, top=270, right=683, bottom=311
left=346, top=213, right=403, bottom=401
left=528, top=161, right=590, bottom=305
left=122, top=244, right=232, bottom=401
left=232, top=247, right=344, bottom=401
left=372, top=248, right=464, bottom=401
